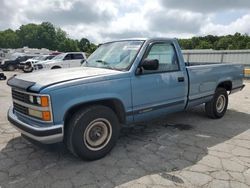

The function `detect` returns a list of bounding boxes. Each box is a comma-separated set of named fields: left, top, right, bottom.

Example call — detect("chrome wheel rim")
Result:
left=216, top=95, right=226, bottom=113
left=84, top=118, right=112, bottom=151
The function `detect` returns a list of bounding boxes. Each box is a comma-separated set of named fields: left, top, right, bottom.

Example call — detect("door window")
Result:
left=64, top=54, right=72, bottom=60
left=73, top=54, right=84, bottom=59
left=143, top=43, right=179, bottom=73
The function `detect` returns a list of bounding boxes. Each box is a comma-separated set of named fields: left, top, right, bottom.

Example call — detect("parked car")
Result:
left=19, top=55, right=56, bottom=73
left=0, top=55, right=35, bottom=71
left=7, top=38, right=245, bottom=160
left=33, top=52, right=86, bottom=71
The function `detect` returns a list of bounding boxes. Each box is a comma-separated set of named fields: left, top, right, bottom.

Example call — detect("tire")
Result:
left=7, top=65, right=15, bottom=71
left=65, top=105, right=120, bottom=160
left=23, top=67, right=33, bottom=73
left=205, top=87, right=228, bottom=119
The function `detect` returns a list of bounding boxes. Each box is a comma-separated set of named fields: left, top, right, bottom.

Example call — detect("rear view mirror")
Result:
left=140, top=59, right=159, bottom=70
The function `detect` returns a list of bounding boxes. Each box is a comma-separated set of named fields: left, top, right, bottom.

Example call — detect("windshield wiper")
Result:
left=95, top=60, right=120, bottom=71
left=96, top=59, right=109, bottom=65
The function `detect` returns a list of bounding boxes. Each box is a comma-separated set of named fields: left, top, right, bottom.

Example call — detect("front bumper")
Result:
left=18, top=64, right=25, bottom=69
left=7, top=107, right=63, bottom=144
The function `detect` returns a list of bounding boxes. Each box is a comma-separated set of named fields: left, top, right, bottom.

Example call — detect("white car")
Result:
left=33, top=52, right=86, bottom=71
left=19, top=55, right=55, bottom=72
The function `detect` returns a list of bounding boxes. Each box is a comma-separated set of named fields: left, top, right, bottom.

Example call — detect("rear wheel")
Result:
left=65, top=105, right=120, bottom=160
left=205, top=88, right=228, bottom=119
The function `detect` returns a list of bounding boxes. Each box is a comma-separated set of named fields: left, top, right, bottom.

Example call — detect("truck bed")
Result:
left=186, top=63, right=244, bottom=107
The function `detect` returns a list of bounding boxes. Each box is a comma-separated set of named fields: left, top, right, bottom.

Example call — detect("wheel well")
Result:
left=64, top=99, right=126, bottom=129
left=51, top=66, right=61, bottom=69
left=217, top=81, right=232, bottom=91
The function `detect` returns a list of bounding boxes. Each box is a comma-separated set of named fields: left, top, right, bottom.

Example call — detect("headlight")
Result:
left=28, top=109, right=51, bottom=121
left=12, top=89, right=52, bottom=122
left=27, top=95, right=51, bottom=121
left=29, top=96, right=49, bottom=107
left=29, top=95, right=34, bottom=103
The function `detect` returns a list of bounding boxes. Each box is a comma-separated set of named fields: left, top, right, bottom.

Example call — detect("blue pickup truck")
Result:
left=7, top=38, right=245, bottom=160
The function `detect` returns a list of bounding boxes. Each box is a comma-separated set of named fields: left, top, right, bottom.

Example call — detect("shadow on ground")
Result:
left=0, top=106, right=250, bottom=187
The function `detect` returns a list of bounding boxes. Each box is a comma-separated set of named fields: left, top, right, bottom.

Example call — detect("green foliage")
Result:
left=0, top=29, right=19, bottom=48
left=178, top=33, right=250, bottom=50
left=1, top=22, right=250, bottom=52
left=0, top=22, right=97, bottom=53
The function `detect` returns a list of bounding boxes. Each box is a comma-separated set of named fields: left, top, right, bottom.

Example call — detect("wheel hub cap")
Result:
left=84, top=118, right=112, bottom=151
left=216, top=95, right=226, bottom=113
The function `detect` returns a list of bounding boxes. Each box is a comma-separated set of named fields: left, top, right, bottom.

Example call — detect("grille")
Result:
left=12, top=89, right=30, bottom=116
left=13, top=102, right=29, bottom=115
left=12, top=89, right=30, bottom=103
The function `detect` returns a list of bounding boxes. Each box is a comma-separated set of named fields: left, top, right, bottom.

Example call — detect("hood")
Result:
left=20, top=59, right=38, bottom=64
left=7, top=67, right=122, bottom=92
left=34, top=59, right=53, bottom=64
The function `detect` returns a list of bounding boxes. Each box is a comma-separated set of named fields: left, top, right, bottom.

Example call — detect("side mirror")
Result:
left=140, top=59, right=159, bottom=70
left=80, top=59, right=86, bottom=65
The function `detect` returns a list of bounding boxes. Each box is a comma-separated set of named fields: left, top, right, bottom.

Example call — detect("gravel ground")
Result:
left=0, top=71, right=250, bottom=188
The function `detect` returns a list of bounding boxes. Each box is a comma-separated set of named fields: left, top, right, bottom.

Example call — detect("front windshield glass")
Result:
left=39, top=56, right=50, bottom=60
left=33, top=56, right=42, bottom=60
left=85, top=40, right=144, bottom=71
left=52, top=53, right=65, bottom=60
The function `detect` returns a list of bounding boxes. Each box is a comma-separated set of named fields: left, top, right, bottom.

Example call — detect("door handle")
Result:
left=178, top=77, right=185, bottom=82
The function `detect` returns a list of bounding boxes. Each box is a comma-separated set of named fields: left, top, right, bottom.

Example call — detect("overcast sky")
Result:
left=1, top=0, right=250, bottom=43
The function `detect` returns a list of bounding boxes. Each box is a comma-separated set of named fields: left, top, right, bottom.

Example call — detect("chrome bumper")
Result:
left=7, top=107, right=63, bottom=144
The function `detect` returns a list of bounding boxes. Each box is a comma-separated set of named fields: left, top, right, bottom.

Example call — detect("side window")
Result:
left=64, top=54, right=72, bottom=60
left=73, top=54, right=84, bottom=59
left=144, top=43, right=179, bottom=73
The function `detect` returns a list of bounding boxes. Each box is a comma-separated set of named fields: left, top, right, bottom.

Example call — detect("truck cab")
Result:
left=7, top=38, right=245, bottom=160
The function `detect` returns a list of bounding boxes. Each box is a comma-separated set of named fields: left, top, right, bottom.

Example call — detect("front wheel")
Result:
left=205, top=88, right=228, bottom=119
left=23, top=66, right=33, bottom=73
left=65, top=105, right=120, bottom=160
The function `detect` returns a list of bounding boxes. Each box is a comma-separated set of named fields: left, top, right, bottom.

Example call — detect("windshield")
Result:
left=9, top=53, right=22, bottom=60
left=85, top=40, right=144, bottom=71
left=52, top=53, right=65, bottom=60
left=37, top=56, right=48, bottom=60
left=33, top=56, right=42, bottom=60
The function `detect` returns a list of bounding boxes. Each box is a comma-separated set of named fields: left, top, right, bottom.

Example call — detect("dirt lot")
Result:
left=0, top=71, right=250, bottom=188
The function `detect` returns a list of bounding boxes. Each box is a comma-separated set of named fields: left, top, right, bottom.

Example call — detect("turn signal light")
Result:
left=41, top=96, right=49, bottom=107
left=42, top=111, right=51, bottom=121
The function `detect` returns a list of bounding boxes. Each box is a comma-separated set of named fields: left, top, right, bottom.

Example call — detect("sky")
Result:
left=1, top=0, right=250, bottom=43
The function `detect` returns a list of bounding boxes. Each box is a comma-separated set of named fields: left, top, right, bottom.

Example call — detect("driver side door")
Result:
left=131, top=42, right=187, bottom=122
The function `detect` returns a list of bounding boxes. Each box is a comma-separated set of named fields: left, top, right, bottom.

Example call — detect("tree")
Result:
left=197, top=41, right=213, bottom=49
left=215, top=37, right=232, bottom=50
left=78, top=38, right=90, bottom=52
left=37, top=22, right=57, bottom=49
left=57, top=38, right=79, bottom=52
left=247, top=42, right=250, bottom=49
left=0, top=29, right=19, bottom=48
left=16, top=23, right=40, bottom=48
left=178, top=39, right=192, bottom=49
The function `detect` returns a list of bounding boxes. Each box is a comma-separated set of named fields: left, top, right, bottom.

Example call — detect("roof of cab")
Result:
left=102, top=37, right=177, bottom=44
